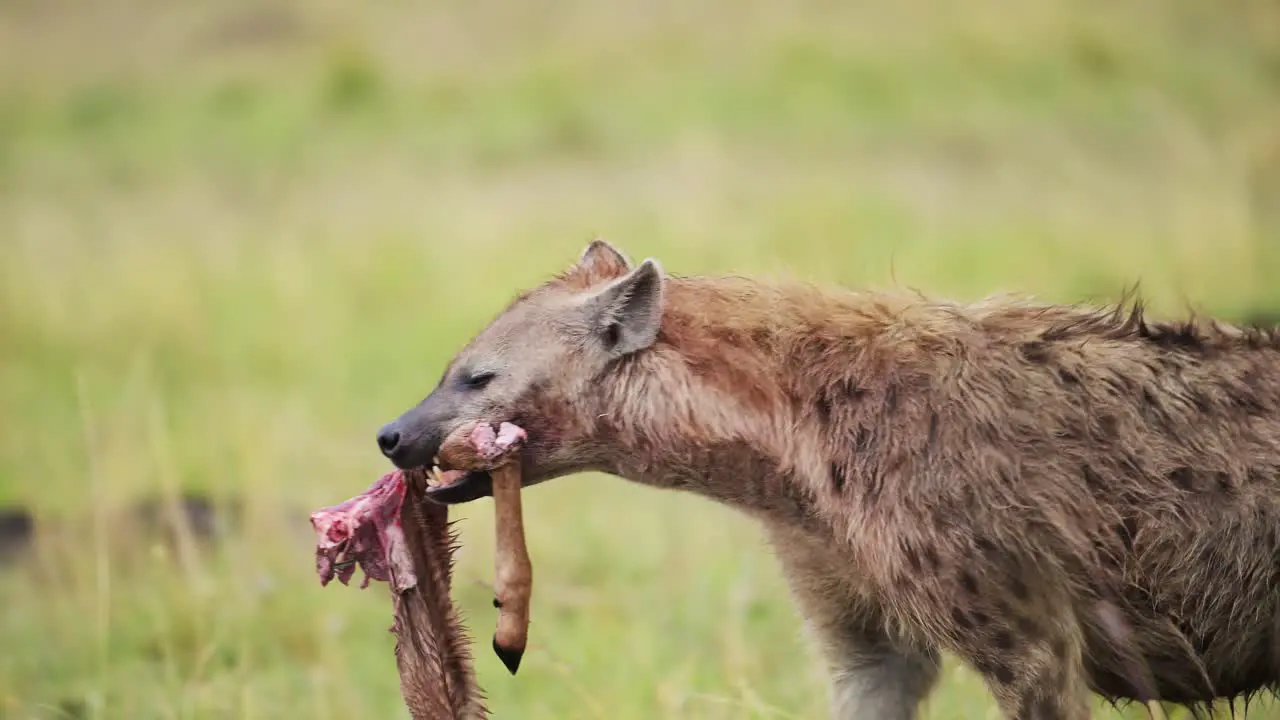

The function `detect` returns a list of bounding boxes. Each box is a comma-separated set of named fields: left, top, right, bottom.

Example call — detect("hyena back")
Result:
left=377, top=240, right=1280, bottom=719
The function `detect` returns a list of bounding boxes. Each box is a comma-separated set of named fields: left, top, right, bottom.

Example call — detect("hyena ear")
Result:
left=571, top=238, right=632, bottom=284
left=583, top=258, right=665, bottom=356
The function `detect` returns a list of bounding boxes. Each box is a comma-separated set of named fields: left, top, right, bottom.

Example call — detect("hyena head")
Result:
left=376, top=239, right=665, bottom=503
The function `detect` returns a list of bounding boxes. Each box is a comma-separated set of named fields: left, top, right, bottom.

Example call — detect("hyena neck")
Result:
left=584, top=275, right=913, bottom=530
left=589, top=384, right=824, bottom=529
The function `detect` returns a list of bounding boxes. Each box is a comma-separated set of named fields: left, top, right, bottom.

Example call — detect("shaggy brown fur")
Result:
left=379, top=240, right=1280, bottom=719
left=394, top=472, right=488, bottom=720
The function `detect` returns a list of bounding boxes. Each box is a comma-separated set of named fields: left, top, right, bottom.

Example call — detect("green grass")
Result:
left=1, top=0, right=1278, bottom=717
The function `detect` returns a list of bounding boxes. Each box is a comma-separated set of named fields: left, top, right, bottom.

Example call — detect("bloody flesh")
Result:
left=311, top=469, right=418, bottom=592
left=309, top=421, right=531, bottom=718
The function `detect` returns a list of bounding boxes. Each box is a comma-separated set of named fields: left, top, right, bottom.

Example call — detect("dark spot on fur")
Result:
left=1140, top=387, right=1160, bottom=408
left=1115, top=516, right=1139, bottom=551
left=1103, top=373, right=1138, bottom=397
left=1215, top=471, right=1232, bottom=492
left=839, top=380, right=867, bottom=401
left=972, top=610, right=990, bottom=626
left=1193, top=543, right=1216, bottom=569
left=884, top=384, right=899, bottom=413
left=983, top=661, right=1015, bottom=685
left=924, top=545, right=942, bottom=571
left=927, top=412, right=939, bottom=448
left=1170, top=467, right=1195, bottom=491
left=1050, top=636, right=1068, bottom=659
left=1119, top=454, right=1143, bottom=478
left=959, top=571, right=979, bottom=595
left=952, top=607, right=975, bottom=630
left=1140, top=387, right=1176, bottom=428
left=880, top=451, right=906, bottom=478
left=1189, top=389, right=1213, bottom=413
left=978, top=420, right=1002, bottom=443
left=1015, top=616, right=1041, bottom=638
left=853, top=426, right=872, bottom=453
left=814, top=395, right=832, bottom=425
left=1083, top=465, right=1104, bottom=491
left=1225, top=377, right=1267, bottom=416
left=1010, top=574, right=1029, bottom=601
left=1019, top=341, right=1050, bottom=364
left=905, top=546, right=923, bottom=572
left=993, top=629, right=1015, bottom=650
left=1056, top=367, right=1079, bottom=385
left=829, top=461, right=846, bottom=493
left=1099, top=414, right=1119, bottom=437
left=1246, top=466, right=1268, bottom=486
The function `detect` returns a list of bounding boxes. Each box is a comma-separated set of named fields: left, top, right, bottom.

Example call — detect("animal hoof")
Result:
left=492, top=635, right=524, bottom=675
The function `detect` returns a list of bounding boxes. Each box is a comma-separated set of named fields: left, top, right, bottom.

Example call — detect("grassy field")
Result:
left=1, top=0, right=1279, bottom=717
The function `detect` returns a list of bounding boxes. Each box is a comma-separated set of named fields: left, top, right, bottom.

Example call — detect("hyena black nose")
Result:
left=376, top=426, right=401, bottom=457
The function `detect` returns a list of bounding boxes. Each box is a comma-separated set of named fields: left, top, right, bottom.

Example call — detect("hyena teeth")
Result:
left=426, top=466, right=442, bottom=487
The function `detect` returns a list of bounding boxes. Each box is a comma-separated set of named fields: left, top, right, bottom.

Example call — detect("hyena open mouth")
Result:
left=311, top=421, right=527, bottom=590
left=420, top=421, right=526, bottom=504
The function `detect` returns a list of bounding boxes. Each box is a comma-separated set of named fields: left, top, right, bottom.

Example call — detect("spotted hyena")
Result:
left=376, top=239, right=1280, bottom=719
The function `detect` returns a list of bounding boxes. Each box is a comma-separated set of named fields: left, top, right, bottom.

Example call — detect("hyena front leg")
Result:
left=765, top=524, right=941, bottom=720
left=956, top=625, right=1093, bottom=720
left=922, top=556, right=1093, bottom=719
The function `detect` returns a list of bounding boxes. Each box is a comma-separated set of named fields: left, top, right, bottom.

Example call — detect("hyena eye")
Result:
left=461, top=371, right=496, bottom=391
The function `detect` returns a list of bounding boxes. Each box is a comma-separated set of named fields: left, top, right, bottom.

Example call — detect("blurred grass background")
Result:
left=1, top=0, right=1278, bottom=718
